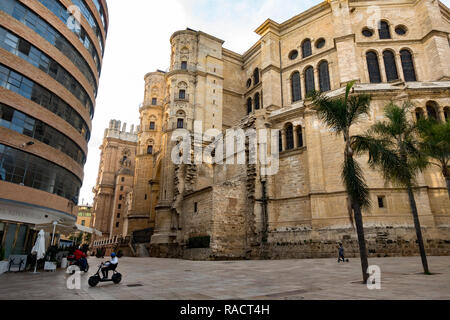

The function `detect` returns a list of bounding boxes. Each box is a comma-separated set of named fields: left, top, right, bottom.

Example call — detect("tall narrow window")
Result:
left=247, top=98, right=252, bottom=114
left=152, top=98, right=157, bottom=105
left=253, top=68, right=260, bottom=85
left=297, top=126, right=304, bottom=148
left=378, top=21, right=391, bottom=39
left=286, top=124, right=294, bottom=150
left=149, top=121, right=155, bottom=130
left=302, top=39, right=312, bottom=58
left=400, top=49, right=416, bottom=82
left=366, top=51, right=381, bottom=83
left=318, top=61, right=331, bottom=92
left=383, top=50, right=398, bottom=82
left=291, top=71, right=302, bottom=102
left=147, top=145, right=153, bottom=154
left=179, top=89, right=186, bottom=99
left=177, top=118, right=184, bottom=129
left=279, top=131, right=283, bottom=152
left=304, top=66, right=315, bottom=95
left=426, top=102, right=439, bottom=121
left=181, top=61, right=187, bottom=70
left=254, top=93, right=260, bottom=110
left=444, top=107, right=449, bottom=122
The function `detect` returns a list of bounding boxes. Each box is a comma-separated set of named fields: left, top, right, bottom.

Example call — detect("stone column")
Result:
left=293, top=126, right=299, bottom=148
left=314, top=68, right=320, bottom=91
left=281, top=129, right=286, bottom=152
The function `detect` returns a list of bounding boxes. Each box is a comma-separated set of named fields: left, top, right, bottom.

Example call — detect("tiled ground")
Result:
left=0, top=256, right=449, bottom=300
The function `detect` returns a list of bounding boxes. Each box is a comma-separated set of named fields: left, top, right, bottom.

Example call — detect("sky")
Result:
left=79, top=0, right=450, bottom=205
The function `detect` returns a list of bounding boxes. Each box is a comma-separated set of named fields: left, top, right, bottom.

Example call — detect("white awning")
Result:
left=0, top=198, right=76, bottom=226
left=75, top=224, right=102, bottom=236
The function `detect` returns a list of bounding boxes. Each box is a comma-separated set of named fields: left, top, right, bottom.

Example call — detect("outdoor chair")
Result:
left=8, top=255, right=28, bottom=272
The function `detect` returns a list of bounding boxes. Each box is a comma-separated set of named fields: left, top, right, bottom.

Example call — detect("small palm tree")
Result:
left=353, top=102, right=430, bottom=274
left=311, top=81, right=371, bottom=282
left=417, top=119, right=450, bottom=198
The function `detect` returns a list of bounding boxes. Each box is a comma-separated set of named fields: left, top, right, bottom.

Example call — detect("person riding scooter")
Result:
left=101, top=252, right=119, bottom=279
left=73, top=246, right=88, bottom=271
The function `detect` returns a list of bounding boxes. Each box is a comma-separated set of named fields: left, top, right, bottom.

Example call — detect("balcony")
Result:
left=171, top=62, right=196, bottom=72
left=174, top=93, right=189, bottom=102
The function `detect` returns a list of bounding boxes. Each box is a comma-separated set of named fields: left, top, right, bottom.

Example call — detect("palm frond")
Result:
left=310, top=91, right=348, bottom=134
left=347, top=94, right=372, bottom=126
left=342, top=157, right=371, bottom=209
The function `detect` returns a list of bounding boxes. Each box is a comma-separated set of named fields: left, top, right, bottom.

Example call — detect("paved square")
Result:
left=0, top=256, right=449, bottom=300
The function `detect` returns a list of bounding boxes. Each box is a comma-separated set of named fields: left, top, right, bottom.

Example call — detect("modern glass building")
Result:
left=0, top=0, right=108, bottom=259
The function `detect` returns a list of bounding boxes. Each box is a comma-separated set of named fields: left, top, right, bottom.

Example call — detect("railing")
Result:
left=171, top=62, right=196, bottom=72
left=139, top=125, right=158, bottom=132
left=174, top=93, right=190, bottom=102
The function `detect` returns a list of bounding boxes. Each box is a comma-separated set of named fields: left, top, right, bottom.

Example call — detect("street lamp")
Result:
left=51, top=221, right=58, bottom=246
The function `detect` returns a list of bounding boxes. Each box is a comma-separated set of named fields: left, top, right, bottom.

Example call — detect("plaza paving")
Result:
left=0, top=256, right=449, bottom=300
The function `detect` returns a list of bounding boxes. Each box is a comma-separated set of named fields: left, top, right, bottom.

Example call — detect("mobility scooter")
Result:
left=88, top=261, right=122, bottom=287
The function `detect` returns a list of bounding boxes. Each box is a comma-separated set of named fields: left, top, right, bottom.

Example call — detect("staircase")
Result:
left=137, top=243, right=150, bottom=257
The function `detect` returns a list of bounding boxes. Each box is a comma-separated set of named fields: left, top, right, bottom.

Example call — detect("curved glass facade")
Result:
left=0, top=0, right=100, bottom=83
left=0, top=64, right=90, bottom=141
left=39, top=0, right=104, bottom=55
left=0, top=26, right=95, bottom=117
left=0, top=103, right=86, bottom=165
left=37, top=0, right=103, bottom=71
left=92, top=0, right=107, bottom=32
left=0, top=143, right=82, bottom=202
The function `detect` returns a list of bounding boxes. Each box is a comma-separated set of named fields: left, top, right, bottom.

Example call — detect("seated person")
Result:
left=73, top=246, right=87, bottom=270
left=101, top=252, right=119, bottom=279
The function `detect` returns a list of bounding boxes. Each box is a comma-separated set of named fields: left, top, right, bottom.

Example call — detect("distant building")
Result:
left=91, top=121, right=138, bottom=246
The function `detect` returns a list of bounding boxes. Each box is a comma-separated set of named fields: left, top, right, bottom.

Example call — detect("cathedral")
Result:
left=92, top=0, right=450, bottom=260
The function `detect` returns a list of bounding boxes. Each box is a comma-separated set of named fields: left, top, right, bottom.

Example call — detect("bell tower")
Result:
left=127, top=71, right=165, bottom=235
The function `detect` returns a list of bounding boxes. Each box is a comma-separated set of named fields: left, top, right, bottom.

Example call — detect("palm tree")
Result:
left=353, top=102, right=430, bottom=274
left=311, top=81, right=371, bottom=282
left=417, top=119, right=450, bottom=198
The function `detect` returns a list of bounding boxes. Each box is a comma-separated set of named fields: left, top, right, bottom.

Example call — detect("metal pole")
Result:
left=51, top=222, right=57, bottom=246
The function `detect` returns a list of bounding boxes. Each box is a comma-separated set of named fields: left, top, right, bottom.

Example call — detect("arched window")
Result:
left=318, top=61, right=331, bottom=92
left=444, top=107, right=449, bottom=122
left=302, top=39, right=312, bottom=58
left=247, top=98, right=252, bottom=114
left=415, top=108, right=424, bottom=121
left=285, top=124, right=294, bottom=150
left=366, top=51, right=382, bottom=83
left=291, top=71, right=302, bottom=102
left=254, top=93, right=260, bottom=110
left=304, top=66, right=315, bottom=95
left=426, top=102, right=439, bottom=121
left=383, top=50, right=398, bottom=82
left=378, top=21, right=391, bottom=39
left=253, top=68, right=260, bottom=85
left=400, top=49, right=417, bottom=82
left=297, top=126, right=304, bottom=148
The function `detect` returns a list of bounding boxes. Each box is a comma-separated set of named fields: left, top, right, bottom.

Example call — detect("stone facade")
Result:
left=95, top=0, right=450, bottom=260
left=91, top=120, right=138, bottom=243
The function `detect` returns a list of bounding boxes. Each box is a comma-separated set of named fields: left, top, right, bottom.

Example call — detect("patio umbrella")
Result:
left=31, top=230, right=46, bottom=274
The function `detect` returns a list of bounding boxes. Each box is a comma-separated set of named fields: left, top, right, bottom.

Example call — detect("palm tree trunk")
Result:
left=352, top=199, right=369, bottom=283
left=407, top=186, right=430, bottom=274
left=446, top=177, right=450, bottom=199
